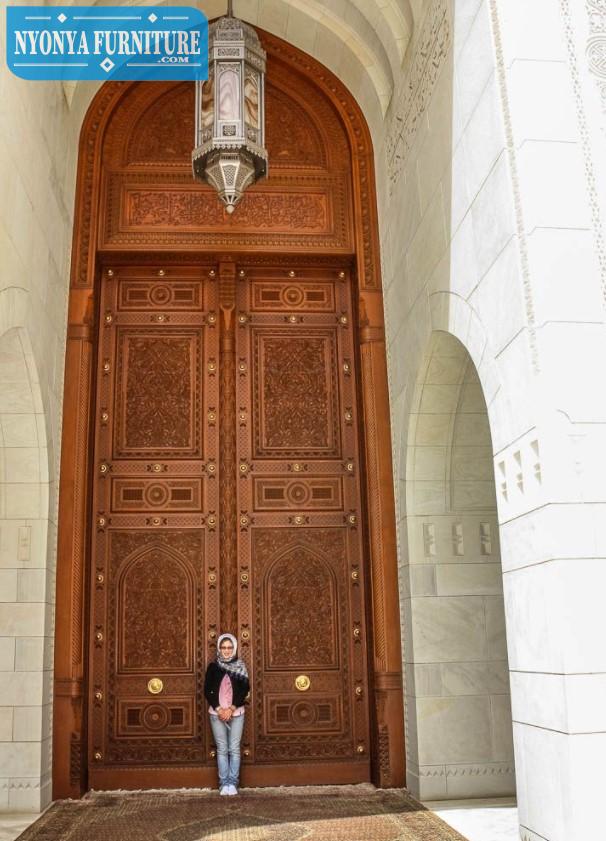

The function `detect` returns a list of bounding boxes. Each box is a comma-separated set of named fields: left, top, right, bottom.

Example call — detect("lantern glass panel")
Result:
left=244, top=72, right=259, bottom=129
left=201, top=78, right=214, bottom=130
left=218, top=67, right=240, bottom=122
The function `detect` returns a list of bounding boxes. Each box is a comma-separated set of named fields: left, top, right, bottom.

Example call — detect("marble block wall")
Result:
left=401, top=332, right=514, bottom=799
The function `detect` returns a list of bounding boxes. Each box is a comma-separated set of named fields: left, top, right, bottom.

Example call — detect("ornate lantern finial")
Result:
left=192, top=5, right=268, bottom=213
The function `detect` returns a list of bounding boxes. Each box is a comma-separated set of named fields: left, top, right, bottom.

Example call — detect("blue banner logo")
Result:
left=7, top=6, right=208, bottom=81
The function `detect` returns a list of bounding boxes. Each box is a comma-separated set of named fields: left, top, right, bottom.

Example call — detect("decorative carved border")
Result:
left=586, top=0, right=606, bottom=111
left=386, top=0, right=451, bottom=192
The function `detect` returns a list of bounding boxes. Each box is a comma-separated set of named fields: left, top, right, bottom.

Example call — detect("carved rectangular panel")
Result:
left=113, top=328, right=202, bottom=458
left=119, top=280, right=203, bottom=311
left=116, top=699, right=193, bottom=737
left=253, top=477, right=343, bottom=511
left=102, top=174, right=351, bottom=253
left=111, top=479, right=202, bottom=512
left=253, top=329, right=340, bottom=458
left=265, top=694, right=342, bottom=733
left=251, top=281, right=335, bottom=312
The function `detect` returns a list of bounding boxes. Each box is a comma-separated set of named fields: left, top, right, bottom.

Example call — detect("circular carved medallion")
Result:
left=287, top=482, right=311, bottom=506
left=144, top=483, right=170, bottom=507
left=143, top=703, right=169, bottom=730
left=282, top=286, right=304, bottom=307
left=292, top=700, right=317, bottom=726
left=149, top=285, right=172, bottom=306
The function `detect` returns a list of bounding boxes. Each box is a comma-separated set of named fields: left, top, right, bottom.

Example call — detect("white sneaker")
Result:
left=219, top=786, right=229, bottom=796
left=226, top=784, right=238, bottom=795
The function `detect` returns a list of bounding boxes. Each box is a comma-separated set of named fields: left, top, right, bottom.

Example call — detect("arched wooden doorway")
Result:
left=53, top=29, right=403, bottom=797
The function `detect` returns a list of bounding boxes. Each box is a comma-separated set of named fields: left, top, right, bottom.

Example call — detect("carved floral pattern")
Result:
left=256, top=334, right=338, bottom=454
left=265, top=85, right=325, bottom=167
left=128, top=84, right=195, bottom=163
left=117, top=332, right=198, bottom=453
left=120, top=550, right=191, bottom=670
left=127, top=189, right=328, bottom=231
left=267, top=548, right=336, bottom=668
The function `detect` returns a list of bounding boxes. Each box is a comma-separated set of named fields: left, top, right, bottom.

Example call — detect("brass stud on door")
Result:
left=207, top=313, right=217, bottom=325
left=239, top=270, right=246, bottom=277
left=208, top=573, right=217, bottom=584
left=96, top=573, right=104, bottom=584
left=95, top=631, right=104, bottom=642
left=243, top=748, right=250, bottom=757
left=209, top=269, right=216, bottom=278
left=94, top=751, right=102, bottom=761
left=208, top=362, right=217, bottom=373
left=152, top=463, right=162, bottom=473
left=351, top=570, right=359, bottom=583
left=348, top=514, right=357, bottom=525
left=100, top=463, right=109, bottom=474
left=95, top=691, right=103, bottom=701
left=288, top=270, right=296, bottom=278
left=104, top=312, right=113, bottom=324
left=338, top=271, right=346, bottom=279
left=355, top=685, right=363, bottom=697
left=208, top=411, right=216, bottom=422
left=107, top=269, right=114, bottom=277
left=97, top=516, right=106, bottom=528
left=240, top=572, right=249, bottom=584
left=102, top=360, right=110, bottom=373
left=152, top=517, right=161, bottom=526
left=356, top=744, right=365, bottom=754
left=340, top=315, right=348, bottom=325
left=101, top=411, right=109, bottom=423
left=207, top=516, right=216, bottom=527
left=353, top=627, right=361, bottom=639
left=157, top=269, right=166, bottom=277
left=343, top=362, right=351, bottom=373
left=238, top=314, right=247, bottom=324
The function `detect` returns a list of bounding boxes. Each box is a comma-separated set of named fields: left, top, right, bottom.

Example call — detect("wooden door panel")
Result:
left=89, top=266, right=219, bottom=786
left=236, top=266, right=370, bottom=772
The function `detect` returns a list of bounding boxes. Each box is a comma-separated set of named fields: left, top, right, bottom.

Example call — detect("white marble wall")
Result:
left=0, top=16, right=83, bottom=809
left=401, top=332, right=514, bottom=799
left=377, top=0, right=606, bottom=838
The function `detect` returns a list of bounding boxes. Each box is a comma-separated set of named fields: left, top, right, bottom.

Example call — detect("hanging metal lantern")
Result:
left=192, top=0, right=268, bottom=214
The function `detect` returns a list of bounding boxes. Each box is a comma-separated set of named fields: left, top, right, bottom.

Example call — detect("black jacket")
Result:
left=204, top=661, right=250, bottom=710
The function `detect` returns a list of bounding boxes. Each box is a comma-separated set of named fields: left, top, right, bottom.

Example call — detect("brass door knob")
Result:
left=147, top=677, right=164, bottom=695
left=295, top=675, right=311, bottom=692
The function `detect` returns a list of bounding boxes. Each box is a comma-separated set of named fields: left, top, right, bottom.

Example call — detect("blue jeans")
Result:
left=209, top=713, right=244, bottom=788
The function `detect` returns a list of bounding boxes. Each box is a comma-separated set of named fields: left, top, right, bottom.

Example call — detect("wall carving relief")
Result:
left=386, top=0, right=450, bottom=191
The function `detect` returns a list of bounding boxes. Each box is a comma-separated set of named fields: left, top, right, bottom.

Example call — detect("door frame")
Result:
left=53, top=29, right=404, bottom=798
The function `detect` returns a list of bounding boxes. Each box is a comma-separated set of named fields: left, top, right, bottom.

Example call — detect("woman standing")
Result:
left=204, top=633, right=250, bottom=795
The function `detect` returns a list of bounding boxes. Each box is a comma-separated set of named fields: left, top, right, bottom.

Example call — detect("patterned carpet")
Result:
left=16, top=786, right=469, bottom=841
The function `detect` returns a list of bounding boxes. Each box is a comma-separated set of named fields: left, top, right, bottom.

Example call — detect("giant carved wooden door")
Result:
left=89, top=261, right=370, bottom=787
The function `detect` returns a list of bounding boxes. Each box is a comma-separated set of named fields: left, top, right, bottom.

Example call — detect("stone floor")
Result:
left=426, top=798, right=519, bottom=841
left=0, top=793, right=519, bottom=841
